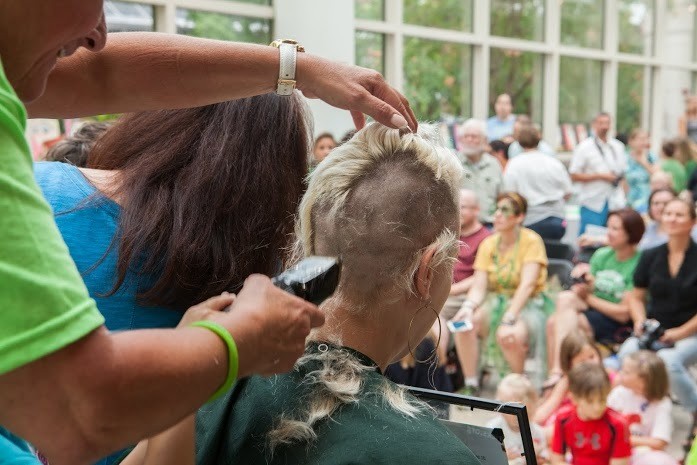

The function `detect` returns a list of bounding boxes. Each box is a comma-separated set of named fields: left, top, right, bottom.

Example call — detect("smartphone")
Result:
left=447, top=320, right=473, bottom=332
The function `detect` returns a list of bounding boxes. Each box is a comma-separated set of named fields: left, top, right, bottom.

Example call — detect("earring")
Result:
left=407, top=300, right=442, bottom=365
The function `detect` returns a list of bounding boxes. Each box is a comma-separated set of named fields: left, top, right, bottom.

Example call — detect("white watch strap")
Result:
left=277, top=43, right=297, bottom=96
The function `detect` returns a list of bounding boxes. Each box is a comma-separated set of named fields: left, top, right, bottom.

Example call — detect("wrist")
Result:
left=190, top=321, right=239, bottom=401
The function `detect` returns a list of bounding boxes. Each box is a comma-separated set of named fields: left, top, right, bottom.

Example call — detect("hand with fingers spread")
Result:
left=297, top=54, right=417, bottom=132
left=206, top=275, right=325, bottom=378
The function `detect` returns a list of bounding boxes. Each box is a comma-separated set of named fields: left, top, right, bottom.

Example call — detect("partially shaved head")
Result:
left=297, top=123, right=462, bottom=306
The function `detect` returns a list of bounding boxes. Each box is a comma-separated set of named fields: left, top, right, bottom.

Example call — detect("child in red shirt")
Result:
left=551, top=362, right=631, bottom=465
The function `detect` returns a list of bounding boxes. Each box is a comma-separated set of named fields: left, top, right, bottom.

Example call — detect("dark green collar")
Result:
left=306, top=340, right=382, bottom=374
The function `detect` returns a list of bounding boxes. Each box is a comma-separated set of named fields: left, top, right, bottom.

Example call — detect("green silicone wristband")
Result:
left=190, top=320, right=239, bottom=402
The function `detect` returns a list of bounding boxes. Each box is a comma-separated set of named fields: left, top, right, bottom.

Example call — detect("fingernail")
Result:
left=390, top=114, right=408, bottom=128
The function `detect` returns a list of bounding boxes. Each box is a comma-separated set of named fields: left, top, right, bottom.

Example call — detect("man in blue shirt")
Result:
left=486, top=93, right=516, bottom=141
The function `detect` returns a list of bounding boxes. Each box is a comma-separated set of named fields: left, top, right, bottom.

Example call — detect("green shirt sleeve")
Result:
left=0, top=61, right=104, bottom=375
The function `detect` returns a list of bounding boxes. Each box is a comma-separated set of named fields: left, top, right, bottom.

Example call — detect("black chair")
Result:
left=543, top=240, right=575, bottom=262
left=547, top=258, right=574, bottom=290
left=408, top=387, right=537, bottom=465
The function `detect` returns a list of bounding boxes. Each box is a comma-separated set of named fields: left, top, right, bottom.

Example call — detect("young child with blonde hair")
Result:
left=487, top=373, right=549, bottom=464
left=607, top=351, right=678, bottom=465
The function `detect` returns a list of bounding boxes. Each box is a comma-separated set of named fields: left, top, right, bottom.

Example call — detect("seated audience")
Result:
left=34, top=93, right=312, bottom=465
left=608, top=351, right=678, bottom=465
left=451, top=192, right=549, bottom=392
left=504, top=124, right=572, bottom=240
left=651, top=170, right=675, bottom=192
left=487, top=374, right=548, bottom=465
left=546, top=208, right=643, bottom=380
left=507, top=115, right=556, bottom=159
left=625, top=128, right=657, bottom=214
left=660, top=141, right=687, bottom=193
left=551, top=363, right=631, bottom=465
left=442, top=190, right=491, bottom=382
left=639, top=188, right=679, bottom=250
left=490, top=139, right=510, bottom=170
left=185, top=123, right=479, bottom=464
left=674, top=137, right=697, bottom=180
left=620, top=198, right=697, bottom=444
left=311, top=132, right=336, bottom=167
left=457, top=118, right=503, bottom=226
left=535, top=331, right=606, bottom=430
left=43, top=121, right=111, bottom=167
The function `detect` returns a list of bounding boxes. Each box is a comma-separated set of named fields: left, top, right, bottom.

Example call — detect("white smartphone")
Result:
left=447, top=319, right=473, bottom=332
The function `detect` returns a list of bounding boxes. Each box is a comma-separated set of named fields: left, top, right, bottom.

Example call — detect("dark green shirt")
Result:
left=196, top=343, right=481, bottom=465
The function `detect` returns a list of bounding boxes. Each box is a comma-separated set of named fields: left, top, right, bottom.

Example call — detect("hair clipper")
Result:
left=272, top=256, right=341, bottom=305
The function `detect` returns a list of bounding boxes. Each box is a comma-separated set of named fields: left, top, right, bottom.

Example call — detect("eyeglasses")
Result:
left=495, top=205, right=515, bottom=216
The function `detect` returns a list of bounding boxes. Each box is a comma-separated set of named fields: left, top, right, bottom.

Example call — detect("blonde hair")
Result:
left=624, top=351, right=669, bottom=402
left=270, top=123, right=463, bottom=453
left=497, top=374, right=538, bottom=416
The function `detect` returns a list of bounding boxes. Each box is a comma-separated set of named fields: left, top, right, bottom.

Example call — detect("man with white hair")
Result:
left=457, top=118, right=503, bottom=226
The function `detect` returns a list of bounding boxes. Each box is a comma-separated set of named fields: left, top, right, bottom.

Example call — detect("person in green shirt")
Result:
left=545, top=208, right=644, bottom=383
left=660, top=140, right=688, bottom=193
left=118, top=124, right=481, bottom=465
left=0, top=2, right=418, bottom=464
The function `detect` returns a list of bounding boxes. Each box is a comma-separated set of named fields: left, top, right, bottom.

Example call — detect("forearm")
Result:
left=534, top=383, right=567, bottom=424
left=630, top=436, right=668, bottom=450
left=27, top=33, right=280, bottom=118
left=628, top=295, right=646, bottom=324
left=0, top=326, right=229, bottom=465
left=610, top=458, right=629, bottom=465
left=122, top=416, right=195, bottom=465
left=678, top=313, right=697, bottom=338
left=550, top=453, right=565, bottom=465
left=450, top=277, right=473, bottom=295
left=571, top=173, right=600, bottom=183
left=586, top=295, right=630, bottom=323
left=507, top=283, right=536, bottom=317
left=465, top=284, right=488, bottom=308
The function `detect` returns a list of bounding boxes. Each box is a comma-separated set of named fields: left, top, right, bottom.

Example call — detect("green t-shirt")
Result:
left=661, top=159, right=687, bottom=192
left=685, top=159, right=697, bottom=181
left=0, top=60, right=104, bottom=375
left=196, top=343, right=481, bottom=465
left=589, top=247, right=640, bottom=304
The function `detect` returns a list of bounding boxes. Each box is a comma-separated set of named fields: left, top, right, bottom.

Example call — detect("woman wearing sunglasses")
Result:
left=451, top=192, right=549, bottom=393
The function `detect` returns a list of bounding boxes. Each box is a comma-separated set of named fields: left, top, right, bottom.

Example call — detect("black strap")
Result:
left=593, top=137, right=621, bottom=175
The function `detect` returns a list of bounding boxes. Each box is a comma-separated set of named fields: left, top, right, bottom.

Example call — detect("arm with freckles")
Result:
left=26, top=32, right=416, bottom=131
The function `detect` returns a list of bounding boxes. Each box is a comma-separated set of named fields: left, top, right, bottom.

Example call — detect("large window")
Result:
left=489, top=48, right=544, bottom=123
left=561, top=0, right=604, bottom=49
left=404, top=0, right=473, bottom=32
left=559, top=57, right=603, bottom=124
left=661, top=69, right=694, bottom=136
left=490, top=0, right=545, bottom=41
left=176, top=9, right=271, bottom=44
left=105, top=1, right=155, bottom=32
left=664, top=0, right=697, bottom=64
left=619, top=0, right=654, bottom=55
left=356, top=31, right=385, bottom=75
left=356, top=0, right=384, bottom=20
left=403, top=38, right=472, bottom=121
left=617, top=64, right=648, bottom=135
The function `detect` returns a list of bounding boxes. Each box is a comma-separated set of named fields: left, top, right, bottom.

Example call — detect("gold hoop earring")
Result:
left=407, top=301, right=442, bottom=365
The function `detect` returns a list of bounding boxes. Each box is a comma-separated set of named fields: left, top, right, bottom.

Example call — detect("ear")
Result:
left=413, top=246, right=437, bottom=300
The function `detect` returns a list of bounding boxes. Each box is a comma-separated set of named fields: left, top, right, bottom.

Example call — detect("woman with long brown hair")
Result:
left=33, top=92, right=312, bottom=465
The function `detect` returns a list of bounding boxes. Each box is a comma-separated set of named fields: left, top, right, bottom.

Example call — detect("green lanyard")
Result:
left=492, top=231, right=520, bottom=293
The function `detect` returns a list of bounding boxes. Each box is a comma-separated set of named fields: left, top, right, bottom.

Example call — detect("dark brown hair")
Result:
left=45, top=122, right=111, bottom=167
left=624, top=351, right=669, bottom=402
left=648, top=188, right=677, bottom=221
left=662, top=140, right=676, bottom=158
left=497, top=192, right=527, bottom=216
left=607, top=208, right=646, bottom=245
left=560, top=330, right=601, bottom=374
left=568, top=362, right=611, bottom=400
left=517, top=124, right=541, bottom=149
left=87, top=93, right=310, bottom=309
left=313, top=132, right=336, bottom=150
